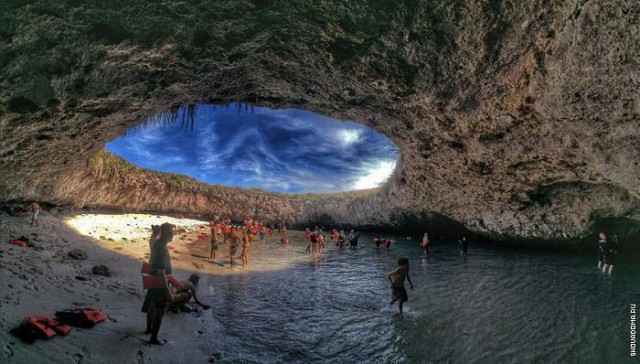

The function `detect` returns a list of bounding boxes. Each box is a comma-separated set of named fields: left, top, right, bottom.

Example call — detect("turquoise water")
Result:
left=198, top=233, right=640, bottom=363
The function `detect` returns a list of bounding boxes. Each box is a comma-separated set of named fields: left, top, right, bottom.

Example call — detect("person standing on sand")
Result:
left=241, top=230, right=250, bottom=267
left=388, top=258, right=414, bottom=314
left=209, top=222, right=219, bottom=260
left=149, top=225, right=161, bottom=249
left=229, top=228, right=240, bottom=268
left=144, top=222, right=174, bottom=345
left=29, top=202, right=42, bottom=226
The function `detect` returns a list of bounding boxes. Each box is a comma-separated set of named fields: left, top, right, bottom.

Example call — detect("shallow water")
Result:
left=196, top=233, right=639, bottom=363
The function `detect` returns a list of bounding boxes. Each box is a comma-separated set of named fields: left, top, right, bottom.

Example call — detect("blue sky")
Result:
left=106, top=104, right=398, bottom=194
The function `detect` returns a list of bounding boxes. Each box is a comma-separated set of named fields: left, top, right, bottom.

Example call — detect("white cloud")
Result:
left=338, top=129, right=362, bottom=146
left=352, top=160, right=396, bottom=190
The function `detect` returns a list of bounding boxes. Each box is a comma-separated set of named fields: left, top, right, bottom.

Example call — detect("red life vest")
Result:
left=26, top=316, right=71, bottom=338
left=81, top=309, right=107, bottom=324
left=10, top=239, right=27, bottom=248
left=141, top=262, right=180, bottom=289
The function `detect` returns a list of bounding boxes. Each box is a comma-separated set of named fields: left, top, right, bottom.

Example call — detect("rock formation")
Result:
left=1, top=1, right=639, bottom=246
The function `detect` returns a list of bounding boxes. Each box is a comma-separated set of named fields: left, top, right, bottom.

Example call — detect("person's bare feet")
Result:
left=146, top=339, right=167, bottom=346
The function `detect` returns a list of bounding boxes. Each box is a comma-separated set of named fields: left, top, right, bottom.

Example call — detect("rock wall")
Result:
left=1, top=0, right=639, bottom=245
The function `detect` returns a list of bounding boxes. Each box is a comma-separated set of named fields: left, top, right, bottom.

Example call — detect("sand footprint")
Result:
left=3, top=345, right=13, bottom=359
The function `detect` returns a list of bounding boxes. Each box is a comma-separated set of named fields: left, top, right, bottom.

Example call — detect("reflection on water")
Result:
left=198, top=234, right=640, bottom=363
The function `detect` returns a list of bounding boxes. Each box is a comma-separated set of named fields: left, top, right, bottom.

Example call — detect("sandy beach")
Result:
left=0, top=210, right=306, bottom=363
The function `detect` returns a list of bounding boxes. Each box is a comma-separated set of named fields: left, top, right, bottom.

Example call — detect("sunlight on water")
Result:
left=62, top=214, right=640, bottom=362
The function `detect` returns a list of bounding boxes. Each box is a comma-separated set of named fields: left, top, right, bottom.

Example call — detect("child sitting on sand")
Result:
left=388, top=258, right=414, bottom=314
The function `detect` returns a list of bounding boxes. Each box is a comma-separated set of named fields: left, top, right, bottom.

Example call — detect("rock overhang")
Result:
left=0, top=0, right=639, bottom=246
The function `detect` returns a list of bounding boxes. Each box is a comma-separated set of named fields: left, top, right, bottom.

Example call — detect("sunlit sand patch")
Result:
left=64, top=213, right=314, bottom=275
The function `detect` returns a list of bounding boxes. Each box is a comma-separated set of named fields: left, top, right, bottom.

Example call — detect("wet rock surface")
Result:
left=0, top=1, right=638, bottom=246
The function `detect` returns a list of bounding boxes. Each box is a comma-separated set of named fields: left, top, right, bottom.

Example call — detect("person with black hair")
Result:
left=348, top=229, right=360, bottom=248
left=458, top=236, right=468, bottom=256
left=144, top=222, right=174, bottom=345
left=388, top=258, right=414, bottom=314
left=168, top=274, right=211, bottom=312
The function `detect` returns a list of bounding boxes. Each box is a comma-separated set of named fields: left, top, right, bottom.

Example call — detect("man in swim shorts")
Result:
left=29, top=202, right=42, bottom=226
left=388, top=258, right=414, bottom=314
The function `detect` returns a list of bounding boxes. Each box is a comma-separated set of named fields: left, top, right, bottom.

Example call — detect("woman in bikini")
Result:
left=241, top=229, right=251, bottom=267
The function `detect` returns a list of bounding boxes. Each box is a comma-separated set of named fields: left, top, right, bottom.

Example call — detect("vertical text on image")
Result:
left=631, top=304, right=636, bottom=357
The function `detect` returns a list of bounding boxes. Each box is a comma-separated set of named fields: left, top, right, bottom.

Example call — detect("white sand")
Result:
left=0, top=211, right=306, bottom=363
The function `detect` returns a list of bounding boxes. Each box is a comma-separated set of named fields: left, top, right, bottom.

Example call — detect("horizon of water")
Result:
left=193, top=232, right=639, bottom=363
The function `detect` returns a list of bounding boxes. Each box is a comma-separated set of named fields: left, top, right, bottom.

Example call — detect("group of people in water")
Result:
left=207, top=217, right=266, bottom=268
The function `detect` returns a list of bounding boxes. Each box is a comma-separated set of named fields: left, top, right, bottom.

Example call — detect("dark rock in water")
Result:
left=92, top=265, right=111, bottom=277
left=75, top=276, right=88, bottom=281
left=68, top=249, right=88, bottom=260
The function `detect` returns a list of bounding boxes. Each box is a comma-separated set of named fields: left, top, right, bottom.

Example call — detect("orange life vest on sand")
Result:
left=81, top=309, right=107, bottom=324
left=26, top=316, right=71, bottom=338
left=10, top=239, right=28, bottom=247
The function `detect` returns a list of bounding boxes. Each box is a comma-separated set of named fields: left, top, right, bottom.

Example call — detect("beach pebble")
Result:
left=75, top=276, right=88, bottom=281
left=92, top=265, right=111, bottom=277
left=68, top=249, right=88, bottom=260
